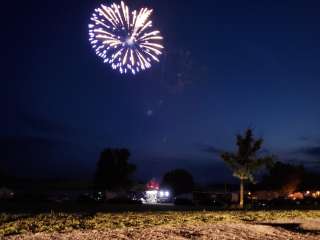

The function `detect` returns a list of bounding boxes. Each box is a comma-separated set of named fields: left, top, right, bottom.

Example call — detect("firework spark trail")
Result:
left=89, top=1, right=164, bottom=74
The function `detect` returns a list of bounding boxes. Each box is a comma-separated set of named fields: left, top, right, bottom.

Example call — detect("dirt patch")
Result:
left=6, top=223, right=320, bottom=240
left=300, top=219, right=320, bottom=232
left=260, top=218, right=320, bottom=234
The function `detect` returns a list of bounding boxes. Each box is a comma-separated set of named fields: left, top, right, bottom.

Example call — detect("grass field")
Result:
left=1, top=210, right=320, bottom=237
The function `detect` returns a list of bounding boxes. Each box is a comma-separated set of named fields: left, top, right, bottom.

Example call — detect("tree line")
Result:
left=94, top=129, right=320, bottom=208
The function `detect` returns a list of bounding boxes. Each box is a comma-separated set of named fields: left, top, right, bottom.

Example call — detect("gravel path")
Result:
left=6, top=222, right=320, bottom=240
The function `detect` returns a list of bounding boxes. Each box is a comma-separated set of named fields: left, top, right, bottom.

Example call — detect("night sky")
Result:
left=2, top=0, right=320, bottom=183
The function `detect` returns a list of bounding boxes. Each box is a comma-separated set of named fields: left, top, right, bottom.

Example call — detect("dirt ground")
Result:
left=6, top=220, right=320, bottom=240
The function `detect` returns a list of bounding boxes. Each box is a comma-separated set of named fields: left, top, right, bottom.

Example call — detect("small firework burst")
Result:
left=88, top=1, right=164, bottom=74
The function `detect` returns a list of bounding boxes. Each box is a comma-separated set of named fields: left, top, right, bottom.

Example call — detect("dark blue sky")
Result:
left=2, top=0, right=320, bottom=183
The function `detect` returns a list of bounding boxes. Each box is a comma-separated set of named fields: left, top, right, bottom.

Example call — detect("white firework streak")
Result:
left=88, top=1, right=164, bottom=74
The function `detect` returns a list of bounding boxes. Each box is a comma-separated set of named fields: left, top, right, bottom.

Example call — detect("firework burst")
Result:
left=88, top=1, right=164, bottom=74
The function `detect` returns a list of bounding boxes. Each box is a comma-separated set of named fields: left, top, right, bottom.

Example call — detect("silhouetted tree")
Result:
left=221, top=129, right=274, bottom=208
left=0, top=168, right=11, bottom=187
left=301, top=170, right=320, bottom=190
left=260, top=161, right=320, bottom=194
left=0, top=169, right=6, bottom=186
left=259, top=161, right=304, bottom=195
left=94, top=148, right=136, bottom=191
left=162, top=169, right=194, bottom=195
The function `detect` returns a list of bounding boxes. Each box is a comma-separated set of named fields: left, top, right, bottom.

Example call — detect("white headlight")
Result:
left=165, top=191, right=170, bottom=197
left=159, top=191, right=164, bottom=197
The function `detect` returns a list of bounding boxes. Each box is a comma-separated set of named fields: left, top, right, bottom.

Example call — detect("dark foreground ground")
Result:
left=2, top=200, right=320, bottom=214
left=6, top=221, right=320, bottom=240
left=1, top=208, right=320, bottom=239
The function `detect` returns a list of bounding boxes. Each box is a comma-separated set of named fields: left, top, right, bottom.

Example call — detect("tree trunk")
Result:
left=239, top=178, right=244, bottom=209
